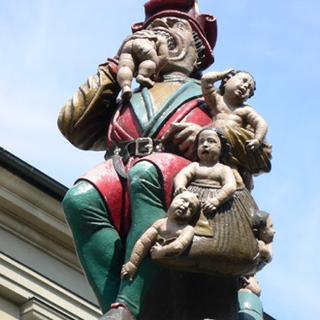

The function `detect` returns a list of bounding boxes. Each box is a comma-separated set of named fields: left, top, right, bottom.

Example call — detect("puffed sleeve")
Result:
left=57, top=58, right=120, bottom=150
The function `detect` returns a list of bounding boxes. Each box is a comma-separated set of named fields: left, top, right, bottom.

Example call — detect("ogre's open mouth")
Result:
left=154, top=29, right=176, bottom=50
left=151, top=27, right=188, bottom=61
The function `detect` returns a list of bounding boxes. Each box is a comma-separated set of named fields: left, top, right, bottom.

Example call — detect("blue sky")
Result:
left=1, top=1, right=320, bottom=318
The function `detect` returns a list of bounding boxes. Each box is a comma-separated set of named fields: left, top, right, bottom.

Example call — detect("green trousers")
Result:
left=63, top=161, right=166, bottom=318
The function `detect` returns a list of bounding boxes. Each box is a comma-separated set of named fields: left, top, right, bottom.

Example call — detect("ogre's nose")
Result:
left=151, top=18, right=169, bottom=28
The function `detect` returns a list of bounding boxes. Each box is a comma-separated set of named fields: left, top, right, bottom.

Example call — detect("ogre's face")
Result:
left=147, top=16, right=198, bottom=75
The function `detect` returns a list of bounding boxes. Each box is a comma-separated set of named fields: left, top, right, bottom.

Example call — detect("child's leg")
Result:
left=117, top=52, right=135, bottom=100
left=136, top=60, right=157, bottom=88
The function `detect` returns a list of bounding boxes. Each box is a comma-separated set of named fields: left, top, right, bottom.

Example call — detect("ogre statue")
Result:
left=58, top=1, right=273, bottom=319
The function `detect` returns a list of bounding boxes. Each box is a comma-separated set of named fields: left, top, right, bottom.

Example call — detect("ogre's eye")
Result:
left=175, top=21, right=186, bottom=30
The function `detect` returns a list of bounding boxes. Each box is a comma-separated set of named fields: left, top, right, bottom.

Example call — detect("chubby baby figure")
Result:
left=121, top=191, right=200, bottom=281
left=117, top=30, right=168, bottom=100
left=201, top=69, right=272, bottom=189
left=174, top=127, right=237, bottom=215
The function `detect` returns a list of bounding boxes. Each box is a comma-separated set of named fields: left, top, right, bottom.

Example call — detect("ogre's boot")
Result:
left=100, top=303, right=135, bottom=320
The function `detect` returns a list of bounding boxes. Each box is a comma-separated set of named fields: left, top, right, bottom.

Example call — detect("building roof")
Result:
left=0, top=147, right=67, bottom=201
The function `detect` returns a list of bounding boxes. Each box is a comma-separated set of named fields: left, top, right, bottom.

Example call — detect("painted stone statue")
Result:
left=201, top=69, right=272, bottom=190
left=117, top=29, right=168, bottom=100
left=58, top=1, right=274, bottom=319
left=121, top=191, right=200, bottom=281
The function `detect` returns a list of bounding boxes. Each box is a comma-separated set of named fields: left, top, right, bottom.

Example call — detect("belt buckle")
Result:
left=135, top=137, right=153, bottom=156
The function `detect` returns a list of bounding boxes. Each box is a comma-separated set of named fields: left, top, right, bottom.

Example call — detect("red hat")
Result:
left=132, top=0, right=217, bottom=70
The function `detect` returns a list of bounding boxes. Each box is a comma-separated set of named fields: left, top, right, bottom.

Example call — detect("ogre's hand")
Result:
left=118, top=30, right=157, bottom=54
left=118, top=29, right=167, bottom=62
left=121, top=261, right=138, bottom=281
left=162, top=122, right=202, bottom=159
left=129, top=30, right=159, bottom=41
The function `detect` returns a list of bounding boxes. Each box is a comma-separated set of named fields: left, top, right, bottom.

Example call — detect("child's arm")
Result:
left=121, top=219, right=163, bottom=281
left=151, top=225, right=195, bottom=258
left=202, top=165, right=237, bottom=213
left=173, top=163, right=197, bottom=195
left=242, top=107, right=268, bottom=151
left=201, top=69, right=233, bottom=116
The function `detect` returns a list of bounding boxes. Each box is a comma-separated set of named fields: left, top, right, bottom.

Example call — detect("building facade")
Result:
left=0, top=147, right=101, bottom=320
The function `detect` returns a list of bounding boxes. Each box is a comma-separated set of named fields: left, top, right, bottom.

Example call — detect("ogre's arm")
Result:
left=57, top=59, right=120, bottom=150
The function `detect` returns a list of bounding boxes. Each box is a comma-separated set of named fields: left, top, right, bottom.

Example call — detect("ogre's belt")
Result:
left=105, top=138, right=164, bottom=178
